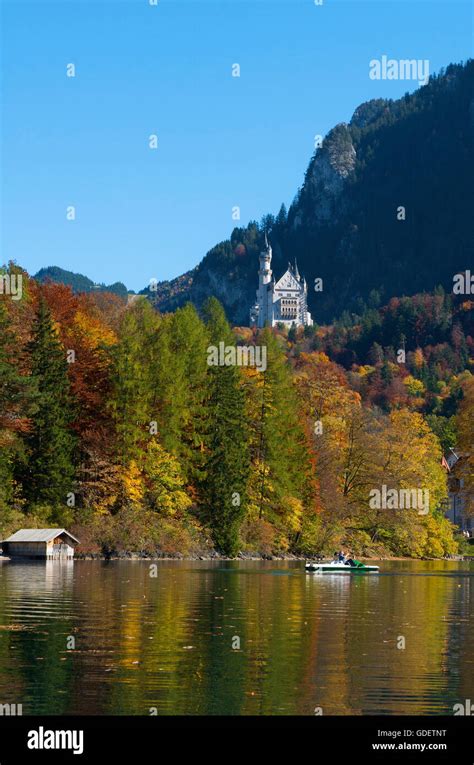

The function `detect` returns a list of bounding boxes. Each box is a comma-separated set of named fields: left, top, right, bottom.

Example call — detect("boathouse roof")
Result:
left=4, top=528, right=79, bottom=544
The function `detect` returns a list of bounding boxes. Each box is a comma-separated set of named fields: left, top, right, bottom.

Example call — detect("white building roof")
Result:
left=274, top=269, right=301, bottom=293
left=4, top=528, right=79, bottom=544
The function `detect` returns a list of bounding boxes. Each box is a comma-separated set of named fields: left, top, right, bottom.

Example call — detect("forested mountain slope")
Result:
left=165, top=60, right=474, bottom=324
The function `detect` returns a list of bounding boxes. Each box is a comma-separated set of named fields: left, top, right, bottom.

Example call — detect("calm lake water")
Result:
left=0, top=559, right=472, bottom=716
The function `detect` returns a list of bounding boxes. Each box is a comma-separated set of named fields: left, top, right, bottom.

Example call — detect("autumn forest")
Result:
left=0, top=262, right=473, bottom=559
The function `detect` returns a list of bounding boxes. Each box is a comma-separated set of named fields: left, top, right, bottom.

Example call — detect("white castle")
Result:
left=250, top=235, right=313, bottom=328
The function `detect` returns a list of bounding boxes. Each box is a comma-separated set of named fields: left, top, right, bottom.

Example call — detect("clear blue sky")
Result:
left=1, top=0, right=472, bottom=291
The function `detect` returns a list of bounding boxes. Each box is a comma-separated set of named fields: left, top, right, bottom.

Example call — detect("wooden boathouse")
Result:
left=2, top=529, right=79, bottom=559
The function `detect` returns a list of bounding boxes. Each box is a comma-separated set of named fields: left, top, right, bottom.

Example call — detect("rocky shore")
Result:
left=74, top=551, right=470, bottom=562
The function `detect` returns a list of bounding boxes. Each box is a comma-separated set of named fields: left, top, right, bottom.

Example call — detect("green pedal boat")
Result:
left=305, top=559, right=380, bottom=574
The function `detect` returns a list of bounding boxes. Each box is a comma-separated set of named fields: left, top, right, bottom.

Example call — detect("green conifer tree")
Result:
left=23, top=298, right=76, bottom=509
left=201, top=297, right=249, bottom=555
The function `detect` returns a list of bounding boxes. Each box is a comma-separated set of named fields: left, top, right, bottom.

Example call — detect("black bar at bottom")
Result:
left=0, top=715, right=472, bottom=763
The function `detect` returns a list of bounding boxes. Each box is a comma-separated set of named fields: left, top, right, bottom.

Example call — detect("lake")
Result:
left=0, top=559, right=472, bottom=716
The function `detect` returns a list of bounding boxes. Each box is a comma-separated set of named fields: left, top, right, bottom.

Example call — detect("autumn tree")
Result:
left=110, top=298, right=160, bottom=463
left=457, top=375, right=474, bottom=516
left=39, top=283, right=118, bottom=511
left=151, top=304, right=210, bottom=485
left=243, top=329, right=308, bottom=551
left=0, top=302, right=37, bottom=534
left=144, top=441, right=192, bottom=516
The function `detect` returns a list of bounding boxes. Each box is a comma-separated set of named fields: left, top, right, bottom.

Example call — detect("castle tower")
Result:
left=294, top=259, right=300, bottom=281
left=254, top=233, right=273, bottom=327
left=259, top=232, right=273, bottom=286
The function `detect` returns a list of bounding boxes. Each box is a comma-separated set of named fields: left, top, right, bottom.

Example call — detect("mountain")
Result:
left=34, top=61, right=474, bottom=324
left=159, top=60, right=474, bottom=325
left=35, top=266, right=129, bottom=299
left=140, top=268, right=196, bottom=312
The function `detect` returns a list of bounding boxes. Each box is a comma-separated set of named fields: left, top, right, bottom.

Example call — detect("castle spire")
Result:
left=294, top=259, right=300, bottom=281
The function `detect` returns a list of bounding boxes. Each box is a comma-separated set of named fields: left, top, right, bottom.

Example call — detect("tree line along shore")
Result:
left=0, top=266, right=473, bottom=559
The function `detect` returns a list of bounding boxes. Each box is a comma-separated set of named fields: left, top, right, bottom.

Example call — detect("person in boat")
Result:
left=338, top=549, right=357, bottom=566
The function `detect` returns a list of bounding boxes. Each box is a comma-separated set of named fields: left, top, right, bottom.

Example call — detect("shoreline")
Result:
left=73, top=551, right=470, bottom=562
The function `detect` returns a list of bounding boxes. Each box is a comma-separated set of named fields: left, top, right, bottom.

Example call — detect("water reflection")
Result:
left=0, top=559, right=471, bottom=715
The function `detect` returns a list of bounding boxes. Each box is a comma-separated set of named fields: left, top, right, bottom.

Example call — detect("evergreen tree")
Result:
left=22, top=298, right=76, bottom=509
left=201, top=297, right=249, bottom=555
left=276, top=203, right=287, bottom=228
left=288, top=324, right=297, bottom=344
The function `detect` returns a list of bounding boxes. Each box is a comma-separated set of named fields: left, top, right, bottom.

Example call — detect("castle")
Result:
left=250, top=235, right=313, bottom=329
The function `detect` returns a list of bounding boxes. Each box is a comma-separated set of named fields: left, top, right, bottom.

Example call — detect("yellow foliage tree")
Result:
left=144, top=441, right=192, bottom=516
left=403, top=374, right=425, bottom=397
left=122, top=460, right=144, bottom=505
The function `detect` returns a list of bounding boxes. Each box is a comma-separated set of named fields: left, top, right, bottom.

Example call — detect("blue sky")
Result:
left=1, top=0, right=472, bottom=291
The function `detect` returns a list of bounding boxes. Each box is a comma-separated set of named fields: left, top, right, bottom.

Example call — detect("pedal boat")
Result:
left=305, top=560, right=379, bottom=573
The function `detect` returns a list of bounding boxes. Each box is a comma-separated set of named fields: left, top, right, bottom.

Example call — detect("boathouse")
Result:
left=2, top=529, right=79, bottom=559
